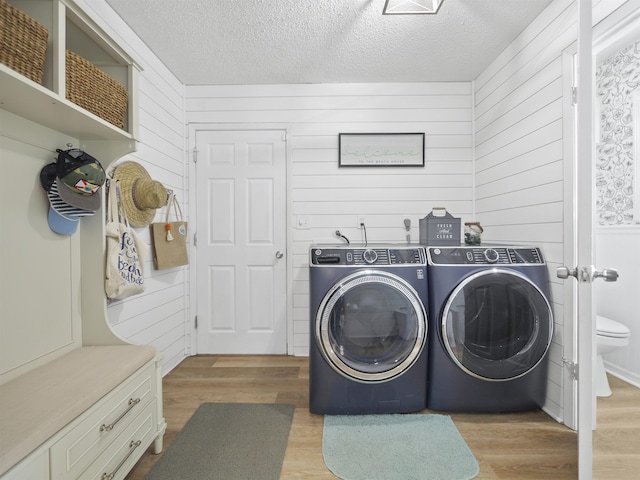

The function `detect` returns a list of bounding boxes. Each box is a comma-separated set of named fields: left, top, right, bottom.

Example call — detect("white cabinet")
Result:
left=81, top=401, right=157, bottom=480
left=50, top=362, right=156, bottom=480
left=0, top=0, right=140, bottom=142
left=0, top=353, right=165, bottom=480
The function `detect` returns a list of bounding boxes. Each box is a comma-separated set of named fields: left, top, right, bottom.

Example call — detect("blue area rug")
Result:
left=323, top=414, right=479, bottom=480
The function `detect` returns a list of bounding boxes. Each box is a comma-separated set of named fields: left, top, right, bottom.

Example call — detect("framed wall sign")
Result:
left=338, top=133, right=425, bottom=167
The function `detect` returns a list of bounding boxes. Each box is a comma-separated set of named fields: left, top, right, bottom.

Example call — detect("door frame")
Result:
left=570, top=2, right=640, bottom=477
left=187, top=124, right=294, bottom=356
left=561, top=0, right=594, bottom=474
left=561, top=42, right=578, bottom=432
left=576, top=3, right=595, bottom=477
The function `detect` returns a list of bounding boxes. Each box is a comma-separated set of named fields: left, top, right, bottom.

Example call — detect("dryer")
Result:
left=426, top=246, right=553, bottom=412
left=309, top=244, right=428, bottom=415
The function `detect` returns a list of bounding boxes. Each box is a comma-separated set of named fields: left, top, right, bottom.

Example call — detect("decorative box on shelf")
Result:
left=419, top=208, right=461, bottom=245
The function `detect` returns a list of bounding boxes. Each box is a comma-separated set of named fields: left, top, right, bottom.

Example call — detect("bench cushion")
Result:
left=0, top=345, right=156, bottom=475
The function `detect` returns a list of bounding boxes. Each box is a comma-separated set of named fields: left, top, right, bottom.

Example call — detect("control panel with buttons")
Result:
left=427, top=246, right=544, bottom=265
left=311, top=246, right=426, bottom=266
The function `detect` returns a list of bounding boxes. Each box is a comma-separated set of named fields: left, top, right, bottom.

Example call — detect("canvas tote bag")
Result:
left=105, top=180, right=147, bottom=299
left=150, top=193, right=189, bottom=269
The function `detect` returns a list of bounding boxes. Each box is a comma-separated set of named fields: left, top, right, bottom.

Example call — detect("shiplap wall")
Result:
left=185, top=82, right=474, bottom=356
left=472, top=0, right=578, bottom=420
left=85, top=1, right=632, bottom=425
left=82, top=0, right=189, bottom=375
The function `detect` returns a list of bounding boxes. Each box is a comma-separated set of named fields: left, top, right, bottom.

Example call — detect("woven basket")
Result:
left=66, top=50, right=128, bottom=130
left=0, top=0, right=48, bottom=84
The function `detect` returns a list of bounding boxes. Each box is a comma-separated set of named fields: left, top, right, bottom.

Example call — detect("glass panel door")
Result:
left=442, top=270, right=553, bottom=380
left=317, top=271, right=426, bottom=382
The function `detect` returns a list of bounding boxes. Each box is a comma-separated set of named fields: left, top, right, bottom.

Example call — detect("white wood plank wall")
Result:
left=473, top=0, right=578, bottom=420
left=82, top=1, right=189, bottom=375
left=82, top=0, right=633, bottom=424
left=186, top=82, right=474, bottom=356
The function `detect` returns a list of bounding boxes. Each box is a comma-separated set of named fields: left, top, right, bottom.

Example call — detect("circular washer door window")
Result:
left=316, top=270, right=427, bottom=382
left=442, top=269, right=553, bottom=381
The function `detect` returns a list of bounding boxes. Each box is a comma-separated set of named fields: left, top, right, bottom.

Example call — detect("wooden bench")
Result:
left=0, top=345, right=166, bottom=480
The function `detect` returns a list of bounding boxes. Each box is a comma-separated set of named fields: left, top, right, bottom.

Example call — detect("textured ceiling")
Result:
left=106, top=0, right=554, bottom=86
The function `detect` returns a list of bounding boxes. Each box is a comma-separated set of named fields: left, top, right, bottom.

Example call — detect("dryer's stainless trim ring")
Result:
left=316, top=269, right=427, bottom=383
left=441, top=268, right=554, bottom=382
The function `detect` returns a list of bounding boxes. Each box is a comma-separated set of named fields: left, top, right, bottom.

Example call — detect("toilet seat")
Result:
left=596, top=315, right=630, bottom=339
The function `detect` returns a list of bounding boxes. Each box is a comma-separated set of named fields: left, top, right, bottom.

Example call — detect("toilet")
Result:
left=595, top=315, right=631, bottom=397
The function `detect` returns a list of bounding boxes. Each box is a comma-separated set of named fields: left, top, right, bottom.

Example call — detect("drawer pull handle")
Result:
left=100, top=398, right=141, bottom=432
left=101, top=440, right=142, bottom=480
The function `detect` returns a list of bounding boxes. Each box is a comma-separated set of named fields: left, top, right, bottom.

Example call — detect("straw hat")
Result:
left=112, top=161, right=167, bottom=227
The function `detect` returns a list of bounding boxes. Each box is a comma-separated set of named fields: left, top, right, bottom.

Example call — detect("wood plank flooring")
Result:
left=125, top=355, right=640, bottom=479
left=593, top=375, right=640, bottom=479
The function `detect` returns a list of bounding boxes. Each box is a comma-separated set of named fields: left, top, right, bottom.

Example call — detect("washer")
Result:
left=309, top=244, right=428, bottom=415
left=426, top=246, right=553, bottom=412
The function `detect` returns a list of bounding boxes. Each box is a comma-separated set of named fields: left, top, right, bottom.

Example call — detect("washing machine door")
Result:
left=316, top=270, right=427, bottom=382
left=442, top=269, right=553, bottom=381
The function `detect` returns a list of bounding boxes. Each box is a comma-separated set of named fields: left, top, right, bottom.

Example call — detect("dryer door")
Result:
left=442, top=269, right=553, bottom=381
left=316, top=270, right=427, bottom=382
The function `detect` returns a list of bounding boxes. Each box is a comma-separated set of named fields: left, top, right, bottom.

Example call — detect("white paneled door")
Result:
left=195, top=130, right=287, bottom=354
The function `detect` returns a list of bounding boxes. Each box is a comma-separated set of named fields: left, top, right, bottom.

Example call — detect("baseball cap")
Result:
left=48, top=182, right=96, bottom=218
left=40, top=162, right=95, bottom=236
left=55, top=148, right=106, bottom=211
left=40, top=162, right=96, bottom=216
left=47, top=206, right=80, bottom=235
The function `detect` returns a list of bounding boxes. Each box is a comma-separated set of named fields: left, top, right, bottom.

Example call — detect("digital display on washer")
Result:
left=389, top=248, right=422, bottom=264
left=428, top=248, right=470, bottom=264
left=507, top=248, right=543, bottom=264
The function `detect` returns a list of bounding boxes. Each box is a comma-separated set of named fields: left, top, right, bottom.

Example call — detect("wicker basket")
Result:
left=66, top=50, right=128, bottom=130
left=0, top=0, right=48, bottom=84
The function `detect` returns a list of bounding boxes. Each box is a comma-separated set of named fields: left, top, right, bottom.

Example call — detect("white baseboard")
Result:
left=604, top=361, right=640, bottom=389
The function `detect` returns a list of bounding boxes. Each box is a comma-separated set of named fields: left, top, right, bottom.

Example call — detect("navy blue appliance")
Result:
left=426, top=246, right=553, bottom=412
left=309, top=244, right=429, bottom=415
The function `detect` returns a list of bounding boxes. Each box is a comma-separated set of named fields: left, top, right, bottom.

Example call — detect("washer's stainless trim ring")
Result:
left=315, top=269, right=426, bottom=383
left=441, top=268, right=553, bottom=381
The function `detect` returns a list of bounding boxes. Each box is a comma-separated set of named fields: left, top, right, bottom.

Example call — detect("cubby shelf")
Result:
left=1, top=0, right=141, bottom=144
left=0, top=63, right=134, bottom=142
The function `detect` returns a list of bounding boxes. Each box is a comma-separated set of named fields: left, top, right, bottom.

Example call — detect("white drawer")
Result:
left=0, top=449, right=49, bottom=480
left=80, top=399, right=157, bottom=480
left=50, top=361, right=156, bottom=480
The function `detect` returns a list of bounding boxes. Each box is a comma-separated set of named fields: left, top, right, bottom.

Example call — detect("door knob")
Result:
left=275, top=251, right=284, bottom=259
left=557, top=266, right=578, bottom=279
left=593, top=268, right=618, bottom=282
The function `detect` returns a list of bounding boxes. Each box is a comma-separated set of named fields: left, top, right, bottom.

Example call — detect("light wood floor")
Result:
left=593, top=375, right=640, bottom=479
left=125, top=355, right=640, bottom=480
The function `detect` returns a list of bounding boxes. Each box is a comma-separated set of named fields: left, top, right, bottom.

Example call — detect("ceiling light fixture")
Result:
left=382, top=0, right=444, bottom=15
